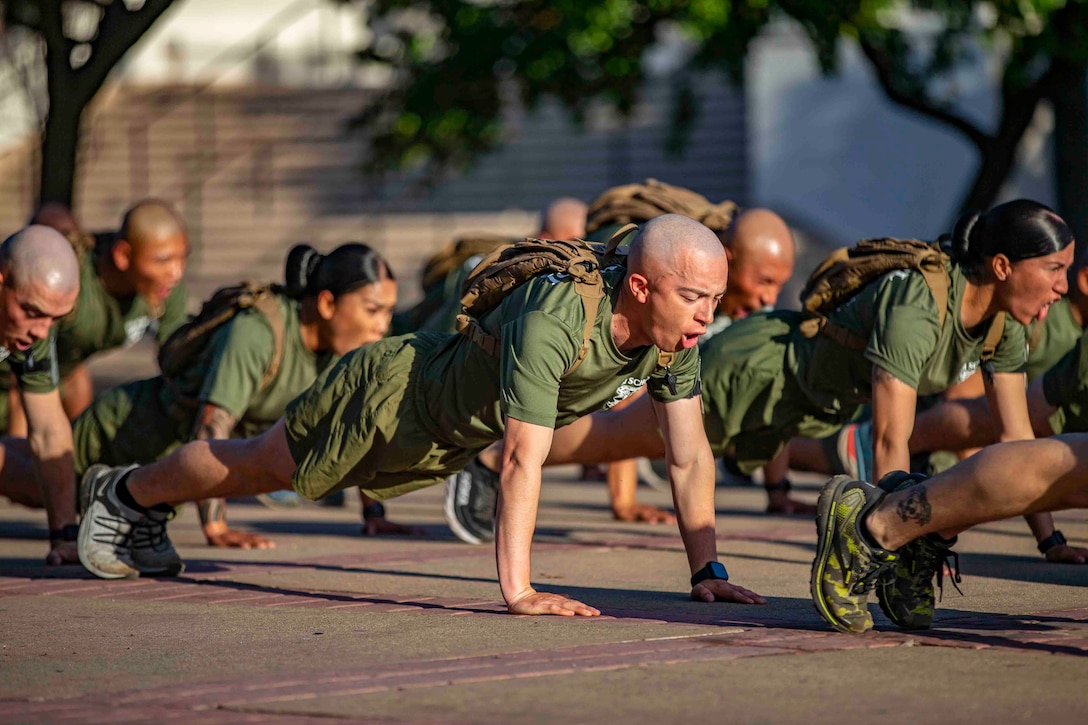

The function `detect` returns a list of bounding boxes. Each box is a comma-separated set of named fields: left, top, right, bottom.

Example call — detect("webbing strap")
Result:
left=981, top=312, right=1005, bottom=363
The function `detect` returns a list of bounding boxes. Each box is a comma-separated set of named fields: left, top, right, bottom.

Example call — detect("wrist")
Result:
left=49, top=524, right=79, bottom=543
left=1038, top=529, right=1067, bottom=555
left=362, top=501, right=386, bottom=520
left=690, top=561, right=729, bottom=587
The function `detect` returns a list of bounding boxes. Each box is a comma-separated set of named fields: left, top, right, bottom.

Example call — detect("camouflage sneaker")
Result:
left=875, top=471, right=960, bottom=630
left=811, top=475, right=898, bottom=633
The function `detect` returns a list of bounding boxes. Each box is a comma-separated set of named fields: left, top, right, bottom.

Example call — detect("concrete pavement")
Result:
left=2, top=474, right=1088, bottom=724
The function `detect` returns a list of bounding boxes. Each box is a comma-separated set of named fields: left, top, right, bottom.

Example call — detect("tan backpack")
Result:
left=799, top=237, right=1005, bottom=365
left=585, top=178, right=738, bottom=234
left=420, top=233, right=514, bottom=292
left=455, top=225, right=674, bottom=375
left=158, top=281, right=286, bottom=395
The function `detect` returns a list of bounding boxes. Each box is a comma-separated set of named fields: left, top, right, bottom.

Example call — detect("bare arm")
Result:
left=192, top=404, right=274, bottom=550
left=23, top=390, right=78, bottom=563
left=986, top=371, right=1087, bottom=563
left=652, top=394, right=764, bottom=604
left=496, top=416, right=598, bottom=616
left=870, top=365, right=918, bottom=482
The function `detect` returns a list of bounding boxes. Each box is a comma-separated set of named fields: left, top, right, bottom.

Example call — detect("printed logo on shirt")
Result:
left=0, top=347, right=9, bottom=363
left=22, top=337, right=60, bottom=386
left=123, top=316, right=158, bottom=347
left=606, top=376, right=647, bottom=408
left=956, top=360, right=980, bottom=384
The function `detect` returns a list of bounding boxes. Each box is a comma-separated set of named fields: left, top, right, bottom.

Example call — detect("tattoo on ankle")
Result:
left=896, top=485, right=932, bottom=526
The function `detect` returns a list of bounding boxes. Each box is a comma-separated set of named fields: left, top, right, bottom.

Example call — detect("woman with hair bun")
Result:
left=61, top=241, right=404, bottom=552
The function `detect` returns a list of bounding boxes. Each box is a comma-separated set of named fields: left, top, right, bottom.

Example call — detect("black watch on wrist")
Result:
left=690, top=561, right=729, bottom=588
left=49, top=524, right=79, bottom=542
left=363, top=502, right=387, bottom=521
left=1038, top=529, right=1067, bottom=555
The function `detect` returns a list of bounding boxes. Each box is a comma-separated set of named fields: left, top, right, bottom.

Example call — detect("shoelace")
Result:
left=91, top=513, right=134, bottom=546
left=929, top=548, right=963, bottom=602
left=849, top=558, right=897, bottom=595
left=130, top=510, right=176, bottom=549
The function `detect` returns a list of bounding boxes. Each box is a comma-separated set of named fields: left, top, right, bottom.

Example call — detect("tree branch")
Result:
left=76, top=0, right=176, bottom=102
left=858, top=35, right=990, bottom=153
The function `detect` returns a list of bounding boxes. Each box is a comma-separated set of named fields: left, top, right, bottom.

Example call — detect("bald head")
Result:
left=120, top=198, right=186, bottom=251
left=538, top=197, right=587, bottom=241
left=31, top=202, right=82, bottom=239
left=0, top=225, right=81, bottom=296
left=623, top=214, right=729, bottom=352
left=718, top=208, right=795, bottom=319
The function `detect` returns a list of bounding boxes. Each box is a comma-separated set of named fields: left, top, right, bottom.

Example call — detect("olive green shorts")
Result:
left=700, top=312, right=857, bottom=472
left=284, top=334, right=478, bottom=502
left=1042, top=336, right=1088, bottom=434
left=72, top=377, right=194, bottom=479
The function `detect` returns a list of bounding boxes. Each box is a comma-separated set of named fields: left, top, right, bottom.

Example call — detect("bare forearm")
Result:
left=495, top=460, right=541, bottom=604
left=29, top=429, right=77, bottom=529
left=671, top=451, right=718, bottom=573
left=871, top=437, right=910, bottom=483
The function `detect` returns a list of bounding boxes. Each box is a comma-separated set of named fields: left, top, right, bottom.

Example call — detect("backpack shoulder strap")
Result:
left=250, top=288, right=286, bottom=390
left=981, top=312, right=1006, bottom=363
left=919, top=264, right=950, bottom=329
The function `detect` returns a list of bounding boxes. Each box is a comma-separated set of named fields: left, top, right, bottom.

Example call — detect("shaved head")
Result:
left=620, top=214, right=729, bottom=353
left=31, top=202, right=82, bottom=239
left=0, top=226, right=81, bottom=350
left=0, top=225, right=81, bottom=296
left=538, top=197, right=587, bottom=241
left=120, top=198, right=186, bottom=251
left=718, top=208, right=795, bottom=319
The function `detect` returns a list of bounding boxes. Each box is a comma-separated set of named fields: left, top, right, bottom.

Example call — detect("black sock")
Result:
left=115, top=473, right=152, bottom=515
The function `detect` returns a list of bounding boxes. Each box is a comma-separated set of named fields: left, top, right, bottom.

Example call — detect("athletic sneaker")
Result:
left=444, top=457, right=499, bottom=544
left=874, top=470, right=960, bottom=630
left=810, top=475, right=899, bottom=633
left=833, top=422, right=873, bottom=482
left=256, top=490, right=304, bottom=509
left=78, top=464, right=183, bottom=579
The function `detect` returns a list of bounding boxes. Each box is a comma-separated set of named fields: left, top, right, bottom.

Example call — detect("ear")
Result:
left=112, top=239, right=133, bottom=272
left=316, top=290, right=337, bottom=321
left=991, top=253, right=1012, bottom=282
left=627, top=272, right=651, bottom=304
left=1077, top=266, right=1088, bottom=298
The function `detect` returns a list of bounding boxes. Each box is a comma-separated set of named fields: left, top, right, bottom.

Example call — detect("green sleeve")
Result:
left=646, top=345, right=701, bottom=403
left=864, top=274, right=941, bottom=389
left=11, top=333, right=60, bottom=394
left=196, top=312, right=276, bottom=420
left=157, top=281, right=189, bottom=345
left=499, top=310, right=578, bottom=428
left=990, top=317, right=1029, bottom=374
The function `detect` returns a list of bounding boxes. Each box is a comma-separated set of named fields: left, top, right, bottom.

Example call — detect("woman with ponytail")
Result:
left=64, top=241, right=404, bottom=554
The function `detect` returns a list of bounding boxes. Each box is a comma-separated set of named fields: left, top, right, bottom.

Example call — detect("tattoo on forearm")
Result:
left=192, top=405, right=237, bottom=441
left=198, top=498, right=226, bottom=526
left=896, top=485, right=932, bottom=526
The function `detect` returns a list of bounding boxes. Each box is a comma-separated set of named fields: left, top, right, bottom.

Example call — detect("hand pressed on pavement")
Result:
left=46, top=541, right=79, bottom=566
left=203, top=524, right=275, bottom=549
left=612, top=502, right=676, bottom=525
left=691, top=579, right=767, bottom=605
left=507, top=589, right=601, bottom=617
left=1045, top=544, right=1088, bottom=564
left=363, top=516, right=428, bottom=537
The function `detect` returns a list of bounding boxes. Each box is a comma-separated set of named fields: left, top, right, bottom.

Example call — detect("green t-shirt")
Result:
left=161, top=293, right=335, bottom=437
left=415, top=264, right=701, bottom=450
left=53, top=250, right=188, bottom=377
left=1025, top=297, right=1082, bottom=382
left=789, top=262, right=1028, bottom=409
left=0, top=333, right=59, bottom=394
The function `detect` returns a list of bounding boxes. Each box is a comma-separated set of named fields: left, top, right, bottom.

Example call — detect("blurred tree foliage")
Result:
left=353, top=1, right=1088, bottom=231
left=2, top=0, right=177, bottom=206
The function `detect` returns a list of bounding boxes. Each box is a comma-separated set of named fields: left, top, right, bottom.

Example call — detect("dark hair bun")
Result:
left=284, top=244, right=322, bottom=298
left=950, top=210, right=981, bottom=265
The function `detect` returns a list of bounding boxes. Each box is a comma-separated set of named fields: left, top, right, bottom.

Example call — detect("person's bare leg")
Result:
left=0, top=436, right=41, bottom=507
left=59, top=365, right=94, bottom=421
left=126, top=420, right=296, bottom=508
left=545, top=394, right=666, bottom=466
left=866, top=434, right=1088, bottom=551
left=787, top=437, right=833, bottom=474
left=361, top=491, right=427, bottom=537
left=907, top=397, right=996, bottom=456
